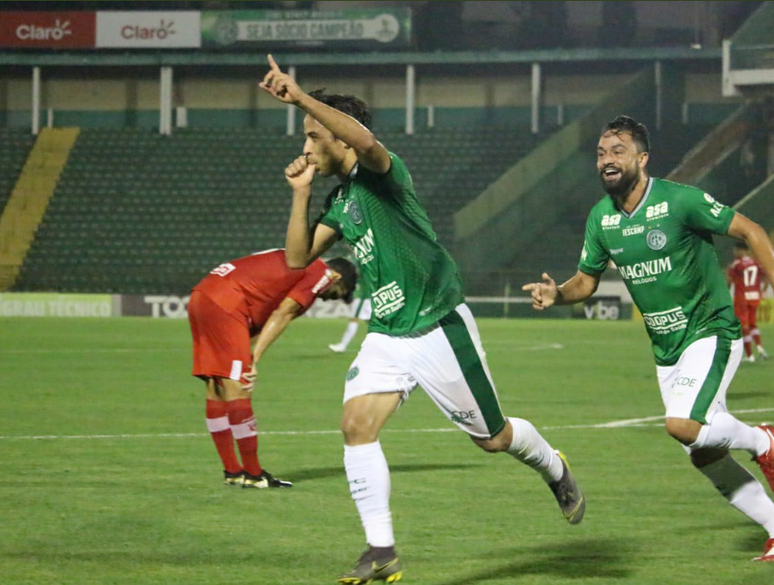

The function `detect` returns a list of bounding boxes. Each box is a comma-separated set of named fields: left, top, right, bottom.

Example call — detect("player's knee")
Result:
left=471, top=433, right=509, bottom=453
left=665, top=417, right=701, bottom=445
left=340, top=412, right=377, bottom=445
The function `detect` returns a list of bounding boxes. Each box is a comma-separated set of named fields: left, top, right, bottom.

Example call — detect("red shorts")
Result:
left=188, top=290, right=251, bottom=381
left=734, top=300, right=760, bottom=329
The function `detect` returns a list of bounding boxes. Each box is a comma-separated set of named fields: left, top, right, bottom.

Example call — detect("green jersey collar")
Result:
left=618, top=177, right=653, bottom=219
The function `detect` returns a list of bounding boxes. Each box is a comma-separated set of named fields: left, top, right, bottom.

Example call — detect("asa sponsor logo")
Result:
left=646, top=202, right=669, bottom=220
left=372, top=281, right=405, bottom=318
left=601, top=214, right=622, bottom=229
left=622, top=225, right=644, bottom=236
left=617, top=256, right=672, bottom=285
left=642, top=306, right=688, bottom=334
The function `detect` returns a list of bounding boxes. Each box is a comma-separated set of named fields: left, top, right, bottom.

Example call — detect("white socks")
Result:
left=344, top=441, right=394, bottom=547
left=506, top=417, right=563, bottom=483
left=339, top=321, right=360, bottom=349
left=697, top=454, right=774, bottom=537
left=689, top=412, right=769, bottom=456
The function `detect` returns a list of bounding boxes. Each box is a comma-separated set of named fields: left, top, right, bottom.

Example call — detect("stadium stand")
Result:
left=11, top=126, right=538, bottom=294
left=0, top=128, right=36, bottom=215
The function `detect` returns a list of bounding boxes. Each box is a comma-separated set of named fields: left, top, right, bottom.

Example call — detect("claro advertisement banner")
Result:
left=0, top=11, right=96, bottom=48
left=96, top=11, right=201, bottom=48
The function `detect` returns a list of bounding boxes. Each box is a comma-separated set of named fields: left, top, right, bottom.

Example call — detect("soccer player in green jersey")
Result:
left=523, top=115, right=774, bottom=562
left=260, top=54, right=585, bottom=584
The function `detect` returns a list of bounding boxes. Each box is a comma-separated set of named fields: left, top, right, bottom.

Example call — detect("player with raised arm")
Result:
left=260, top=55, right=585, bottom=584
left=523, top=115, right=774, bottom=562
left=727, top=241, right=770, bottom=362
left=189, top=249, right=356, bottom=489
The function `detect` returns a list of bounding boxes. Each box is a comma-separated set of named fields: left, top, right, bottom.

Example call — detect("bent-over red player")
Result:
left=189, top=249, right=357, bottom=488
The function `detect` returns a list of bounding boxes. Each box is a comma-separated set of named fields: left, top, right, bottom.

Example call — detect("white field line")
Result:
left=2, top=408, right=774, bottom=441
left=0, top=342, right=567, bottom=354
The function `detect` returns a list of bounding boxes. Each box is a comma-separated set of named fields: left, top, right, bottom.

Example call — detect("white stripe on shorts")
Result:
left=230, top=360, right=242, bottom=381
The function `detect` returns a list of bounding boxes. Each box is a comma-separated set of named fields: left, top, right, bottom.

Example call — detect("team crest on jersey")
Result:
left=646, top=229, right=667, bottom=250
left=346, top=366, right=360, bottom=381
left=348, top=200, right=363, bottom=224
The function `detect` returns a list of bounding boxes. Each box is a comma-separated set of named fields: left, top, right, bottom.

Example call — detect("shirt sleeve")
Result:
left=357, top=153, right=412, bottom=197
left=315, top=188, right=344, bottom=234
left=285, top=260, right=331, bottom=312
left=578, top=211, right=609, bottom=275
left=680, top=190, right=735, bottom=235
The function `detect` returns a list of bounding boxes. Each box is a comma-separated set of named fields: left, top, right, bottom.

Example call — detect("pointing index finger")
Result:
left=267, top=54, right=281, bottom=72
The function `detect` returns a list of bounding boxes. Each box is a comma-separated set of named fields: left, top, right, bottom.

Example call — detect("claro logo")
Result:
left=16, top=18, right=71, bottom=40
left=121, top=19, right=176, bottom=40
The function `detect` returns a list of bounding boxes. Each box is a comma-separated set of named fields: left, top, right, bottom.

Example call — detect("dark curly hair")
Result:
left=324, top=257, right=359, bottom=304
left=602, top=115, right=650, bottom=153
left=308, top=89, right=372, bottom=130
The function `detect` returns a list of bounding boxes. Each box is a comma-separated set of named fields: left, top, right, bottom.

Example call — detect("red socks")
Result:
left=205, top=399, right=241, bottom=474
left=227, top=398, right=262, bottom=476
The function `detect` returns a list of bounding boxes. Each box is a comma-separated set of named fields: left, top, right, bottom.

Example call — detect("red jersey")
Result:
left=193, top=249, right=334, bottom=333
left=728, top=255, right=765, bottom=303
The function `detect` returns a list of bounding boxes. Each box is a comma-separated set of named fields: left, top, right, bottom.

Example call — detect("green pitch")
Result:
left=1, top=317, right=773, bottom=584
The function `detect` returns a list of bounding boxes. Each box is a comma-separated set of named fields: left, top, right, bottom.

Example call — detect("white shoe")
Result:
left=742, top=355, right=756, bottom=363
left=328, top=343, right=346, bottom=353
left=758, top=347, right=769, bottom=360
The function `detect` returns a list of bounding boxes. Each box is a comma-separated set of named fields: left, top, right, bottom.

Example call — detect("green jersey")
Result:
left=317, top=153, right=464, bottom=336
left=579, top=177, right=741, bottom=366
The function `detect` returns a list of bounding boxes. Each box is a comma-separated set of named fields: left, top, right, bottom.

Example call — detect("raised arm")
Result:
left=259, top=54, right=390, bottom=174
left=282, top=154, right=339, bottom=269
left=727, top=212, right=774, bottom=289
left=522, top=271, right=601, bottom=311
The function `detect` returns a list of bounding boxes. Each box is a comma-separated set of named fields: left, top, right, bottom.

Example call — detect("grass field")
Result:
left=1, top=316, right=773, bottom=584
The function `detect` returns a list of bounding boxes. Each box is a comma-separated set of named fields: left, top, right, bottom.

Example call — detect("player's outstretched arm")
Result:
left=242, top=297, right=303, bottom=392
left=522, top=271, right=599, bottom=310
left=259, top=54, right=390, bottom=174
left=728, top=213, right=774, bottom=289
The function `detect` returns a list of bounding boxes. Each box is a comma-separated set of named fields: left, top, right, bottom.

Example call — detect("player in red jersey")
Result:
left=727, top=241, right=770, bottom=363
left=188, top=249, right=357, bottom=488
